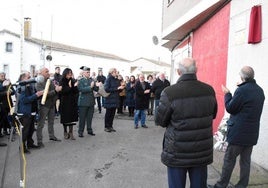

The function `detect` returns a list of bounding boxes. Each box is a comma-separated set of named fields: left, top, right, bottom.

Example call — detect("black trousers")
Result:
left=104, top=107, right=116, bottom=128
left=215, top=144, right=253, bottom=188
left=96, top=97, right=101, bottom=112
left=0, top=106, right=11, bottom=131
left=117, top=96, right=125, bottom=113
left=20, top=115, right=35, bottom=146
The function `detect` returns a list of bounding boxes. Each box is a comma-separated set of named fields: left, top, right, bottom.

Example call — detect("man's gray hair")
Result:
left=109, top=68, right=116, bottom=74
left=239, top=66, right=254, bottom=81
left=178, top=58, right=197, bottom=74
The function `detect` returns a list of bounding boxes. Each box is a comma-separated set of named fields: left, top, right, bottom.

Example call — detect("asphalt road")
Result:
left=2, top=112, right=266, bottom=188
left=0, top=113, right=169, bottom=188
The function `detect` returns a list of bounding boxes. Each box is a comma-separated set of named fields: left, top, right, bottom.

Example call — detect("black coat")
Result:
left=151, top=78, right=170, bottom=100
left=134, top=81, right=150, bottom=110
left=125, top=82, right=135, bottom=107
left=96, top=75, right=106, bottom=84
left=155, top=74, right=217, bottom=168
left=225, top=79, right=265, bottom=146
left=60, top=78, right=79, bottom=124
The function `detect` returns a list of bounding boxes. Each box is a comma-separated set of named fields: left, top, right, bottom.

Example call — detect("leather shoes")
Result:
left=37, top=142, right=45, bottom=148
left=24, top=149, right=31, bottom=154
left=104, top=128, right=112, bottom=132
left=49, top=137, right=61, bottom=141
left=78, top=134, right=84, bottom=137
left=141, top=125, right=148, bottom=128
left=110, top=128, right=116, bottom=132
left=0, top=142, right=7, bottom=147
left=88, top=132, right=95, bottom=136
left=207, top=185, right=214, bottom=188
left=27, top=144, right=40, bottom=149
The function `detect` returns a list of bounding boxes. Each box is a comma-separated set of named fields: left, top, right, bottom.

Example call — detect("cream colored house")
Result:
left=129, top=57, right=171, bottom=80
left=0, top=18, right=131, bottom=83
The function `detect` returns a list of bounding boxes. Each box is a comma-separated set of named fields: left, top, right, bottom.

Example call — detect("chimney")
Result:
left=24, top=17, right=32, bottom=38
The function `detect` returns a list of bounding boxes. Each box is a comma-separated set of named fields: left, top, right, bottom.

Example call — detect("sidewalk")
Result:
left=0, top=111, right=267, bottom=187
left=117, top=112, right=268, bottom=188
left=209, top=147, right=268, bottom=187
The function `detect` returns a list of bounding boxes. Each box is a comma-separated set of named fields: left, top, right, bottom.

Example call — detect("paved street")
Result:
left=1, top=111, right=268, bottom=188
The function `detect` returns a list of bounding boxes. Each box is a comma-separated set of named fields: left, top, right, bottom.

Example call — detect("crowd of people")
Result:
left=0, top=66, right=170, bottom=151
left=0, top=58, right=265, bottom=188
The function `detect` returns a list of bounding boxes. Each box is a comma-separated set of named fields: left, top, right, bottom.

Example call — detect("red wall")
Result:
left=192, top=3, right=230, bottom=132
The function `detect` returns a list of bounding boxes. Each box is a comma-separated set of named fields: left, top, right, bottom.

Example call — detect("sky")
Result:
left=0, top=0, right=171, bottom=62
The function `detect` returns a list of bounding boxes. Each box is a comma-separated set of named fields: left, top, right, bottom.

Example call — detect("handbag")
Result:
left=97, top=84, right=110, bottom=97
left=93, top=91, right=100, bottom=98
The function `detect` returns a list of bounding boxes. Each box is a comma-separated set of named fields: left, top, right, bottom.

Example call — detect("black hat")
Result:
left=80, top=66, right=90, bottom=71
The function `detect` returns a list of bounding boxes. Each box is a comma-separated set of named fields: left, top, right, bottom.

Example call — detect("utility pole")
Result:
left=20, top=18, right=24, bottom=73
left=13, top=6, right=24, bottom=73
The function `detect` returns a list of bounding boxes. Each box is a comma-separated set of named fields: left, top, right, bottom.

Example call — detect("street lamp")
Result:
left=13, top=18, right=24, bottom=73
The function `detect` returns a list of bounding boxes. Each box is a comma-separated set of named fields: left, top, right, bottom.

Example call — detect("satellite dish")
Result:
left=152, top=36, right=159, bottom=45
left=46, top=54, right=52, bottom=61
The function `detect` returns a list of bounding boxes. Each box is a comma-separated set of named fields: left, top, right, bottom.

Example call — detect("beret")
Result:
left=80, top=66, right=90, bottom=71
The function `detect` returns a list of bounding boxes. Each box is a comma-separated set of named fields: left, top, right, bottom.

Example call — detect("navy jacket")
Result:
left=225, top=79, right=265, bottom=146
left=17, top=85, right=38, bottom=116
left=103, top=74, right=120, bottom=108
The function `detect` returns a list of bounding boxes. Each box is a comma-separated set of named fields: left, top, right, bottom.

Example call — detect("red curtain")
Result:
left=248, top=5, right=262, bottom=44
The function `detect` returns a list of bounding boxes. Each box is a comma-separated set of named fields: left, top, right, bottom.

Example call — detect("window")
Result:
left=5, top=42, right=13, bottom=52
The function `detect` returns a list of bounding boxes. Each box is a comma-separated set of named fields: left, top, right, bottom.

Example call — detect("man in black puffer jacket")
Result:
left=155, top=57, right=217, bottom=188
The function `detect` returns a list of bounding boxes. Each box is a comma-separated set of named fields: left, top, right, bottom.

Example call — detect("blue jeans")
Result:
left=134, top=110, right=146, bottom=126
left=167, top=166, right=207, bottom=188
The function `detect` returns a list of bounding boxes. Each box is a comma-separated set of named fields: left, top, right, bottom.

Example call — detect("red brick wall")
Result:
left=192, top=3, right=230, bottom=132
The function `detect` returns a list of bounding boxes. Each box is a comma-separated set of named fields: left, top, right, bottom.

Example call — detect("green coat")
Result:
left=78, top=77, right=97, bottom=107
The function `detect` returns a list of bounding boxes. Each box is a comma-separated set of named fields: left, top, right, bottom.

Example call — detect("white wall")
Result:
left=0, top=33, right=21, bottom=82
left=50, top=51, right=130, bottom=79
left=0, top=33, right=131, bottom=83
left=129, top=59, right=171, bottom=80
left=228, top=0, right=268, bottom=169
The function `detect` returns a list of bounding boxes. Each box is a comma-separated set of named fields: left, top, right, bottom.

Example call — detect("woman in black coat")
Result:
left=59, top=68, right=79, bottom=140
left=125, top=75, right=136, bottom=116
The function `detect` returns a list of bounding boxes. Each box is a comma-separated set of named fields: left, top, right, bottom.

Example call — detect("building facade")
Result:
left=0, top=26, right=131, bottom=83
left=129, top=57, right=171, bottom=79
left=161, top=0, right=268, bottom=168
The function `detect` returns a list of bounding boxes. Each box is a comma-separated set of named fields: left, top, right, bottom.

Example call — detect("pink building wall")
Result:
left=192, top=3, right=231, bottom=132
